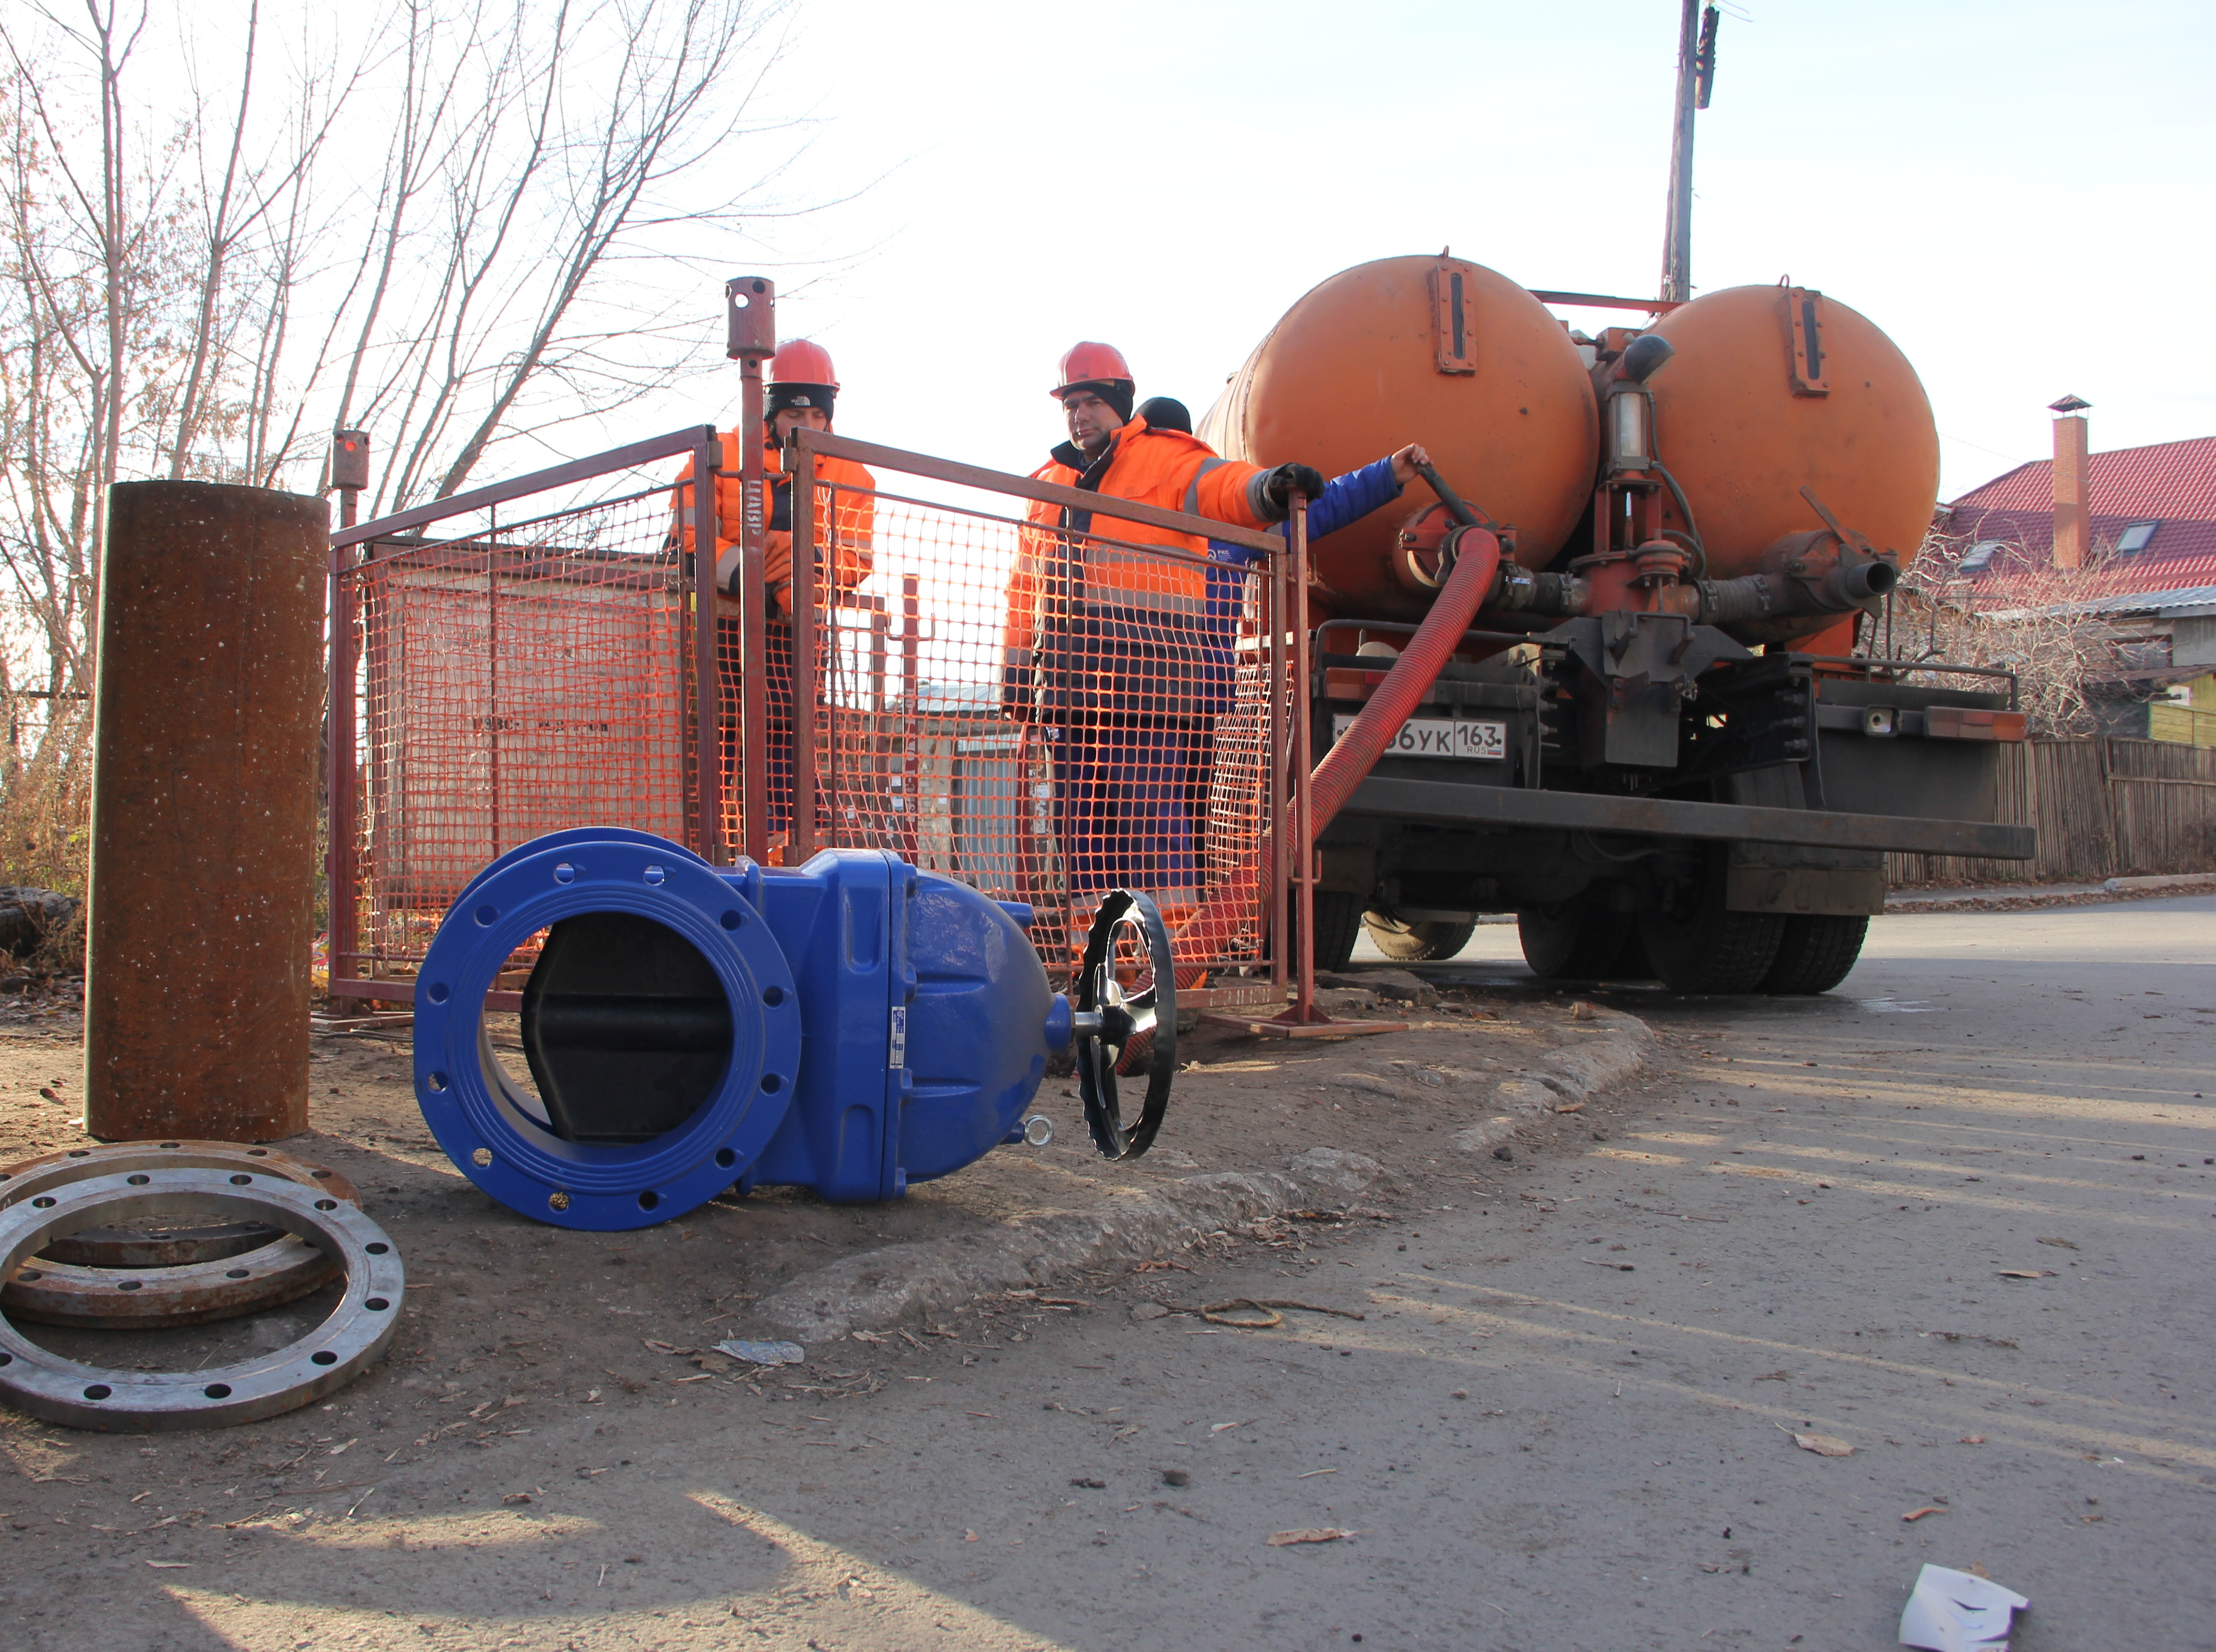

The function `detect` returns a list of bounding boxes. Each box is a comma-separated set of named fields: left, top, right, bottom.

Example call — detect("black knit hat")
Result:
left=768, top=381, right=836, bottom=421
left=1060, top=380, right=1134, bottom=424
left=1135, top=396, right=1191, bottom=435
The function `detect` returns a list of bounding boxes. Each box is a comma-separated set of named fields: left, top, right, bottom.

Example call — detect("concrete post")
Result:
left=85, top=482, right=328, bottom=1142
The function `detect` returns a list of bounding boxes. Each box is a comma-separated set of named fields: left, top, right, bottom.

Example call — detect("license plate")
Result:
left=1332, top=713, right=1507, bottom=761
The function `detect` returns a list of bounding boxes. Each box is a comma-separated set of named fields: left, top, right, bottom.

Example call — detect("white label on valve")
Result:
left=888, top=1005, right=907, bottom=1071
left=1332, top=713, right=1507, bottom=760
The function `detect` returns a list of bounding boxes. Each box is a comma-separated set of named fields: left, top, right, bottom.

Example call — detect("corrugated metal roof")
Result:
left=1939, top=434, right=2216, bottom=597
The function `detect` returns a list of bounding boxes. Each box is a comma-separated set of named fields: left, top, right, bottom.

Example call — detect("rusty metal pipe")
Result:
left=86, top=482, right=327, bottom=1142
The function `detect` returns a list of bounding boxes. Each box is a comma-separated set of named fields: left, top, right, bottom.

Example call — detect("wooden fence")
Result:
left=1887, top=737, right=2216, bottom=886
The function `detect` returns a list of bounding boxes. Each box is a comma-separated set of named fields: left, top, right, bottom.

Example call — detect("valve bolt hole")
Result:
left=471, top=1147, right=493, bottom=1167
left=83, top=1384, right=111, bottom=1401
left=643, top=864, right=666, bottom=886
left=365, top=1297, right=390, bottom=1312
left=204, top=1383, right=232, bottom=1398
left=715, top=1148, right=737, bottom=1169
left=554, top=862, right=576, bottom=884
left=760, top=1073, right=783, bottom=1094
left=474, top=904, right=498, bottom=927
left=762, top=985, right=785, bottom=1007
left=366, top=1242, right=390, bottom=1255
left=312, top=1350, right=338, bottom=1367
left=721, top=909, right=743, bottom=930
left=426, top=982, right=450, bottom=1004
left=127, top=1174, right=149, bottom=1185
left=638, top=1190, right=661, bottom=1211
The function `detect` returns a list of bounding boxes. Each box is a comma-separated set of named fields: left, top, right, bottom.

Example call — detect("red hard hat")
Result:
left=1052, top=341, right=1133, bottom=399
left=770, top=339, right=838, bottom=389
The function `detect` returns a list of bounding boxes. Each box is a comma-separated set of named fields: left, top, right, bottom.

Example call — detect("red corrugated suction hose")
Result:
left=1173, top=529, right=1503, bottom=977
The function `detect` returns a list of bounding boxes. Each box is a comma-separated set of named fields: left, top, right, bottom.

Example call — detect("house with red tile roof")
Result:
left=1936, top=434, right=2216, bottom=599
left=1931, top=430, right=2216, bottom=743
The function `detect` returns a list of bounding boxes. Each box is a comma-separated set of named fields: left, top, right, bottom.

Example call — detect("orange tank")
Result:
left=1200, top=254, right=1597, bottom=619
left=1644, top=284, right=1938, bottom=580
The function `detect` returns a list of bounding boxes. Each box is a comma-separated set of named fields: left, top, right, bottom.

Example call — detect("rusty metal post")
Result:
left=689, top=424, right=724, bottom=860
left=724, top=276, right=776, bottom=863
left=325, top=431, right=369, bottom=1001
left=1268, top=528, right=1288, bottom=993
left=901, top=571, right=921, bottom=862
left=86, top=482, right=328, bottom=1141
left=789, top=439, right=819, bottom=859
left=1287, top=497, right=1317, bottom=1023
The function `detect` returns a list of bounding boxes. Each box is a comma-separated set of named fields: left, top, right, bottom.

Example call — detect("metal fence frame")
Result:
left=328, top=423, right=1314, bottom=1014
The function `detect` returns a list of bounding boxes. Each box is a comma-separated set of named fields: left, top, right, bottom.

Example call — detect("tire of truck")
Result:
left=1289, top=890, right=1365, bottom=973
left=1518, top=900, right=1640, bottom=980
left=1759, top=914, right=1869, bottom=995
left=1637, top=886, right=1784, bottom=995
left=1363, top=908, right=1477, bottom=963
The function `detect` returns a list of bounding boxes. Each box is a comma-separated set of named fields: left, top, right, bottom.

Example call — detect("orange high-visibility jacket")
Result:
left=670, top=432, right=875, bottom=612
left=1002, top=416, right=1278, bottom=668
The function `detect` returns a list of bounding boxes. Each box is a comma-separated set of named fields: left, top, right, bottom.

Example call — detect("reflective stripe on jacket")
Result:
left=670, top=432, right=875, bottom=609
left=1002, top=415, right=1277, bottom=669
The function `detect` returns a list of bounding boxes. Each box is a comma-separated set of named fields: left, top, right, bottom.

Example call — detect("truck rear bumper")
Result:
left=1344, top=776, right=2033, bottom=860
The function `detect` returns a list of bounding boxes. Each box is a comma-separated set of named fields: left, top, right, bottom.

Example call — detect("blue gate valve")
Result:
left=411, top=829, right=1176, bottom=1230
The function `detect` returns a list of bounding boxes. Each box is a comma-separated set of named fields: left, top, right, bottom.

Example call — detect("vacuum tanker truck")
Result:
left=1199, top=254, right=2031, bottom=993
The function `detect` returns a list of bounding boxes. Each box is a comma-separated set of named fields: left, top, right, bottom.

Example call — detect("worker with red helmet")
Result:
left=1003, top=343, right=1328, bottom=915
left=671, top=339, right=876, bottom=847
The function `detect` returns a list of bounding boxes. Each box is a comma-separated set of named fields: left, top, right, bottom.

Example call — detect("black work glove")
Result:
left=1264, top=462, right=1328, bottom=510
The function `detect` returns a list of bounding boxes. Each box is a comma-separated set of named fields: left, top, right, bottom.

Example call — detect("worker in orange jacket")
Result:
left=1004, top=342, right=1324, bottom=913
left=671, top=340, right=876, bottom=845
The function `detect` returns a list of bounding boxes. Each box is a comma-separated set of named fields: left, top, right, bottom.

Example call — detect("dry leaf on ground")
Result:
left=2036, top=1237, right=2078, bottom=1249
left=1902, top=1505, right=1948, bottom=1522
left=1267, top=1527, right=1355, bottom=1546
left=1778, top=1424, right=1854, bottom=1456
left=1998, top=1269, right=2056, bottom=1280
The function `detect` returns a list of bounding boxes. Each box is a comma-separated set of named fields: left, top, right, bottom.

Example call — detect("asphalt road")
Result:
left=9, top=898, right=2210, bottom=1651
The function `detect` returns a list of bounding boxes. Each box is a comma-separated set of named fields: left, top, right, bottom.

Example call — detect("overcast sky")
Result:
left=651, top=0, right=2211, bottom=503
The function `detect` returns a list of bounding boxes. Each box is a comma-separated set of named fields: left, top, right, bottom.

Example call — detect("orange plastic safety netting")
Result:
left=726, top=478, right=1281, bottom=981
left=345, top=486, right=693, bottom=973
left=338, top=466, right=1281, bottom=989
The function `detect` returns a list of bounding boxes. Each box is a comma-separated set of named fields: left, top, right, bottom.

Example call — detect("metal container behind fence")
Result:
left=86, top=482, right=327, bottom=1141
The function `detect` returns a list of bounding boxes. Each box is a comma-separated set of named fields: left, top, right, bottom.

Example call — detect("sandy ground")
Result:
left=2, top=899, right=2207, bottom=1649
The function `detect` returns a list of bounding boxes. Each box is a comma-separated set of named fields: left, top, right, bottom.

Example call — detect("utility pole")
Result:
left=1660, top=1, right=1720, bottom=304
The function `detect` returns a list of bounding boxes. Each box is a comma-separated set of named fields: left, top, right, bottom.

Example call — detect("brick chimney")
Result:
left=2049, top=394, right=2091, bottom=570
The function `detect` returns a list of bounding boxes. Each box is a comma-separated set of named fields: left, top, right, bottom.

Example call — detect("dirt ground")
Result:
left=0, top=971, right=1637, bottom=1649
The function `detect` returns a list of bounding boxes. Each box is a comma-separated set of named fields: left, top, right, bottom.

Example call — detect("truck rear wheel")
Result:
left=1289, top=890, right=1365, bottom=973
left=1760, top=914, right=1868, bottom=995
left=1519, top=901, right=1639, bottom=980
left=1364, top=908, right=1477, bottom=963
left=1637, top=898, right=1783, bottom=995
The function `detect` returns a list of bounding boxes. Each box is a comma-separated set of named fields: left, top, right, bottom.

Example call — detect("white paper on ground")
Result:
left=1898, top=1564, right=2030, bottom=1652
left=715, top=1338, right=806, bottom=1365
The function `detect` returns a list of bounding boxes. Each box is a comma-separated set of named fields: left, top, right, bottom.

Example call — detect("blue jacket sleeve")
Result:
left=1307, top=456, right=1403, bottom=542
left=1209, top=456, right=1403, bottom=565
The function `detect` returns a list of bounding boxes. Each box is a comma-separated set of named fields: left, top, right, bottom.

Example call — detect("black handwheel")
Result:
left=1075, top=889, right=1177, bottom=1161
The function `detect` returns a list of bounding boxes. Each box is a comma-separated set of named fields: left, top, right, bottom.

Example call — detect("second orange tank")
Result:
left=1199, top=254, right=1597, bottom=619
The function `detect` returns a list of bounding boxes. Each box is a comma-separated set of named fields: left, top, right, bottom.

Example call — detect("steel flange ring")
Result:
left=0, top=1141, right=360, bottom=1269
left=0, top=1169, right=404, bottom=1431
left=413, top=837, right=801, bottom=1231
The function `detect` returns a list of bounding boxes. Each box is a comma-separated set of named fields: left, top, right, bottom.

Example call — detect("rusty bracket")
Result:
left=1430, top=257, right=1478, bottom=375
left=1785, top=286, right=1829, bottom=396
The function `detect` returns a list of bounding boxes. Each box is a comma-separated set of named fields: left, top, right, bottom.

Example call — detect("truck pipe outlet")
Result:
left=1478, top=530, right=1897, bottom=646
left=1172, top=529, right=1505, bottom=977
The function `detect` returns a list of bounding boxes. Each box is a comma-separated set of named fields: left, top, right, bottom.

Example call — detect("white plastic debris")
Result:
left=715, top=1338, right=806, bottom=1365
left=1898, top=1564, right=2029, bottom=1652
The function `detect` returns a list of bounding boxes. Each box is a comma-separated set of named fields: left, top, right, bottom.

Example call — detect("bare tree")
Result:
left=1884, top=530, right=2149, bottom=737
left=0, top=0, right=820, bottom=890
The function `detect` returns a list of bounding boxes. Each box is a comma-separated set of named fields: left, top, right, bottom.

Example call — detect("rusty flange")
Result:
left=0, top=1141, right=359, bottom=1268
left=0, top=1168, right=403, bottom=1431
left=0, top=1143, right=362, bottom=1326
